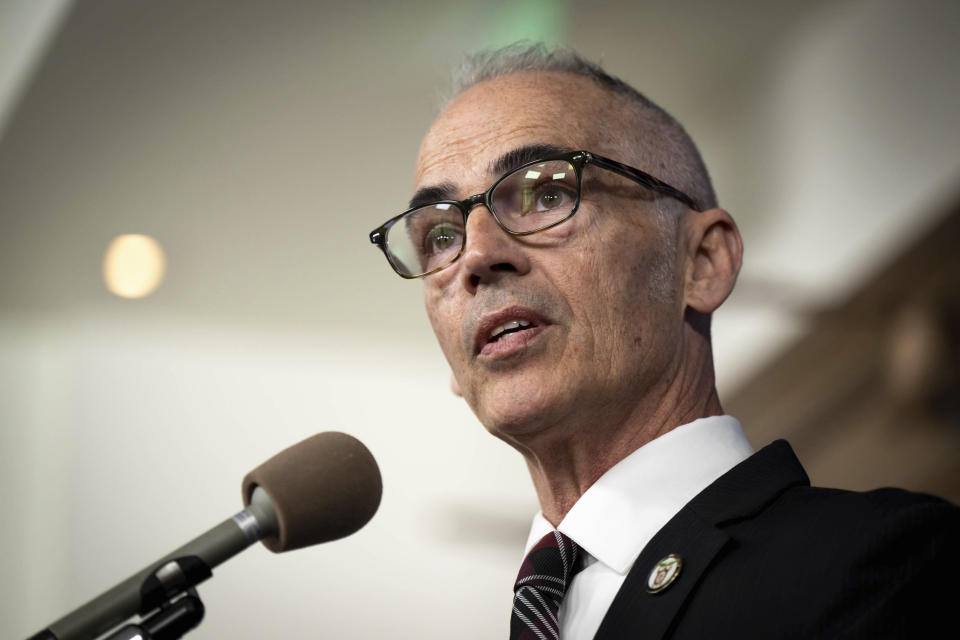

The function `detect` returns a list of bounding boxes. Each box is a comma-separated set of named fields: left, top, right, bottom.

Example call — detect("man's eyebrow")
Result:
left=408, top=183, right=458, bottom=209
left=407, top=144, right=570, bottom=209
left=489, top=143, right=571, bottom=176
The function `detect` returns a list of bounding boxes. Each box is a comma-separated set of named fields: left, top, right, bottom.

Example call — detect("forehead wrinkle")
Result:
left=414, top=73, right=629, bottom=191
left=414, top=129, right=494, bottom=188
left=416, top=127, right=579, bottom=191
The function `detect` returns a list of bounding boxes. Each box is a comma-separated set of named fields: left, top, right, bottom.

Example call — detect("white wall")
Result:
left=1, top=315, right=534, bottom=636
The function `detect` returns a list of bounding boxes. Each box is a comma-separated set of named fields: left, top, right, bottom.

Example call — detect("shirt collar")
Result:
left=524, top=415, right=754, bottom=574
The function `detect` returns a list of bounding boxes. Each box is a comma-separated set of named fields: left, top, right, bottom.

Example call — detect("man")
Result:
left=369, top=45, right=958, bottom=639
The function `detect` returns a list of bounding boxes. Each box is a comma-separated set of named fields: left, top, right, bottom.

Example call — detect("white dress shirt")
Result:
left=521, top=415, right=754, bottom=640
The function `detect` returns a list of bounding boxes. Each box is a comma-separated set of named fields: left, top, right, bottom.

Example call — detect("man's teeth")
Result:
left=490, top=319, right=532, bottom=341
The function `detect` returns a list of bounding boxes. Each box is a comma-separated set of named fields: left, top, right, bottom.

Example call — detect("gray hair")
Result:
left=448, top=43, right=718, bottom=213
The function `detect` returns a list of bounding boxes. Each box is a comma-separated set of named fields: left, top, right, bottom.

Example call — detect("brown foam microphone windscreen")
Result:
left=241, top=432, right=382, bottom=552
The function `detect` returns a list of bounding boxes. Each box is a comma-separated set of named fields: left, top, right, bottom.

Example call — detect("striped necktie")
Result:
left=510, top=530, right=582, bottom=640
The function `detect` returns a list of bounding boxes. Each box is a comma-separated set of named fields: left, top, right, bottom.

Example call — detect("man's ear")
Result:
left=450, top=373, right=463, bottom=397
left=683, top=208, right=743, bottom=313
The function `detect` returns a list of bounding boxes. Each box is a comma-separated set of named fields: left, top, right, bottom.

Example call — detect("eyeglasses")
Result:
left=369, top=150, right=699, bottom=279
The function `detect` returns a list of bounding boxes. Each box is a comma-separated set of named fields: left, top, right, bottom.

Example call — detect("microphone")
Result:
left=30, top=431, right=382, bottom=640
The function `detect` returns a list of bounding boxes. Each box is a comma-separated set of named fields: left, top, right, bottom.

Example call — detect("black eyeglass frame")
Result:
left=369, top=149, right=700, bottom=279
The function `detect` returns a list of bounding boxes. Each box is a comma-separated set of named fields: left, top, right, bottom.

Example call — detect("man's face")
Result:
left=416, top=72, right=688, bottom=448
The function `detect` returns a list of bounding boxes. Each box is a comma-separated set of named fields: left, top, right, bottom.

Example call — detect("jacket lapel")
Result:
left=592, top=440, right=809, bottom=640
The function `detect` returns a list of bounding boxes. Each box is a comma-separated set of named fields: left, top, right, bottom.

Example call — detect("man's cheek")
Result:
left=427, top=307, right=465, bottom=369
left=423, top=296, right=446, bottom=340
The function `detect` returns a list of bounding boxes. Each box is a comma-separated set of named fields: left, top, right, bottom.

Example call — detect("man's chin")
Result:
left=477, top=402, right=563, bottom=449
left=463, top=368, right=571, bottom=441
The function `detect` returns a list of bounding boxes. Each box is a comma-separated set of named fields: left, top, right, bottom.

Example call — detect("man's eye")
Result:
left=520, top=181, right=576, bottom=215
left=423, top=223, right=462, bottom=255
left=535, top=187, right=573, bottom=211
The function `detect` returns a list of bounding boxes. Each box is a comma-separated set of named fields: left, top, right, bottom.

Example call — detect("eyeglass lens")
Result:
left=385, top=159, right=579, bottom=277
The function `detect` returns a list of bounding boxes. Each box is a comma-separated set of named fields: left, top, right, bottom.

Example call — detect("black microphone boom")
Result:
left=30, top=487, right=277, bottom=640
left=29, top=432, right=382, bottom=640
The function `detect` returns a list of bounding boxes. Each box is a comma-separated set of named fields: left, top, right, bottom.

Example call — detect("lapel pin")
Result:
left=646, top=554, right=682, bottom=594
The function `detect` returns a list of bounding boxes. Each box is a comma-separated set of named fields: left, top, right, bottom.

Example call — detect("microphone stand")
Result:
left=102, top=586, right=205, bottom=640
left=29, top=488, right=277, bottom=640
left=29, top=556, right=211, bottom=640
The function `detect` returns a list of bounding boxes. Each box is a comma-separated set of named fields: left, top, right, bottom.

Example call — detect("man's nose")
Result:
left=458, top=203, right=530, bottom=291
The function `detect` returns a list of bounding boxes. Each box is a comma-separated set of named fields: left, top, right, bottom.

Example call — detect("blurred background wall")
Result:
left=1, top=0, right=958, bottom=637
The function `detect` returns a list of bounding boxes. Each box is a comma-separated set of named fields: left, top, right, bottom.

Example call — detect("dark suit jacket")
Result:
left=593, top=440, right=959, bottom=639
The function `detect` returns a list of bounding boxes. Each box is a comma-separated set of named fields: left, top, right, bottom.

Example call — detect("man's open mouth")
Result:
left=473, top=307, right=549, bottom=356
left=488, top=319, right=533, bottom=343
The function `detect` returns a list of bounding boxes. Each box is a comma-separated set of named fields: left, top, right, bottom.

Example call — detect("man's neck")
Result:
left=522, top=353, right=723, bottom=526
